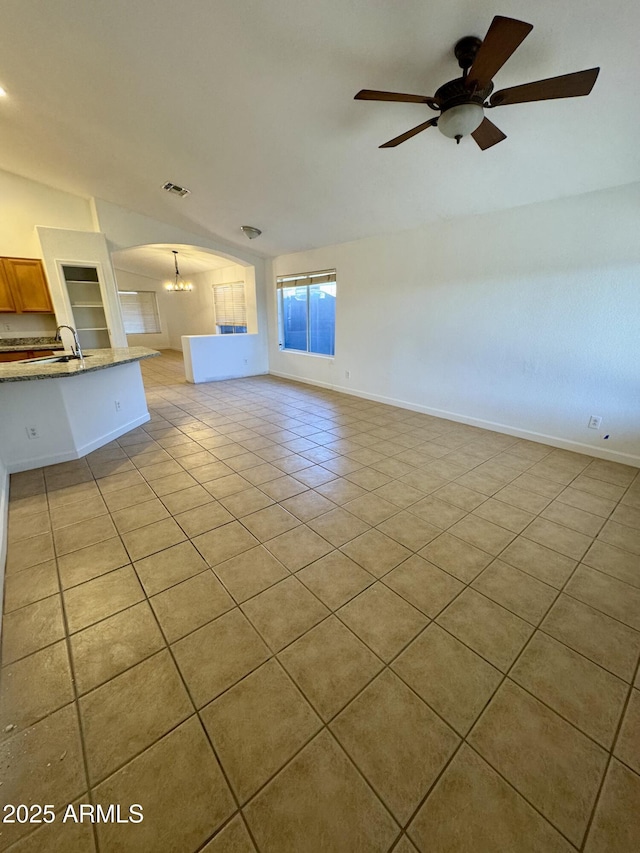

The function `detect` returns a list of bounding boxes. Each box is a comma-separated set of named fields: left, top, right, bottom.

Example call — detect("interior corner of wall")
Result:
left=88, top=197, right=101, bottom=233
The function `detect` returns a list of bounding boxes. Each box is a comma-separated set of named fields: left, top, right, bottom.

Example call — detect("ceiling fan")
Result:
left=355, top=15, right=599, bottom=149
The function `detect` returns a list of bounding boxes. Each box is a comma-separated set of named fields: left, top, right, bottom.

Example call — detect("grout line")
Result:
left=121, top=554, right=263, bottom=851
left=462, top=546, right=603, bottom=850
left=3, top=358, right=639, bottom=852
left=396, top=547, right=587, bottom=846
left=578, top=643, right=640, bottom=850
left=49, top=523, right=101, bottom=853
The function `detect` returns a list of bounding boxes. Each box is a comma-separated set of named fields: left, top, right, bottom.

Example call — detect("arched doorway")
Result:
left=110, top=243, right=258, bottom=353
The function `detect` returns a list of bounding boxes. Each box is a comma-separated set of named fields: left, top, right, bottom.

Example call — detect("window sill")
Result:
left=279, top=347, right=334, bottom=360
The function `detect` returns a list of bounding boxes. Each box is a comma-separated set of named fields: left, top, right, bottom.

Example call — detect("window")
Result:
left=277, top=270, right=336, bottom=356
left=213, top=282, right=247, bottom=334
left=118, top=290, right=161, bottom=334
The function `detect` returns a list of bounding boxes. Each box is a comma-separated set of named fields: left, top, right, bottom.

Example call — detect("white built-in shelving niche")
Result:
left=62, top=265, right=111, bottom=349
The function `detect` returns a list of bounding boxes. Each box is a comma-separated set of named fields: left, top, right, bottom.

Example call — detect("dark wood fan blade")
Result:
left=379, top=118, right=438, bottom=148
left=471, top=117, right=507, bottom=150
left=467, top=16, right=533, bottom=90
left=490, top=68, right=600, bottom=106
left=355, top=89, right=439, bottom=109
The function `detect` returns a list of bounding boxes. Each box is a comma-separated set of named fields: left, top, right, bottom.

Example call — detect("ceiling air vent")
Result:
left=162, top=181, right=191, bottom=198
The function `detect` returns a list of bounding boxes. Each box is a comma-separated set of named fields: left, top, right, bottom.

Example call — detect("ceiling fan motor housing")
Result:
left=434, top=78, right=493, bottom=112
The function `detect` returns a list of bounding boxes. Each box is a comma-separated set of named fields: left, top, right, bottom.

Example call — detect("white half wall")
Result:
left=269, top=183, right=640, bottom=467
left=182, top=334, right=268, bottom=383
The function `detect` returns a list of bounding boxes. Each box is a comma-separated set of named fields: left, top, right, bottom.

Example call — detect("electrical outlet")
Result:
left=345, top=370, right=351, bottom=379
left=25, top=426, right=39, bottom=440
left=588, top=415, right=602, bottom=430
left=3, top=323, right=11, bottom=332
left=114, top=400, right=121, bottom=412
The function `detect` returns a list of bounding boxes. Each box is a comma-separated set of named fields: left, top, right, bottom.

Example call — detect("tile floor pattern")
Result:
left=1, top=349, right=639, bottom=851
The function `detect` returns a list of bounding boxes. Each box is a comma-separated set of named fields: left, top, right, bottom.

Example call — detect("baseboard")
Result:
left=75, top=413, right=151, bottom=458
left=269, top=371, right=640, bottom=468
left=187, top=370, right=269, bottom=384
left=3, top=413, right=151, bottom=474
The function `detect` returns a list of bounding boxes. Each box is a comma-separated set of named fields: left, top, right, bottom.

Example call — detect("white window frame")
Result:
left=276, top=269, right=336, bottom=357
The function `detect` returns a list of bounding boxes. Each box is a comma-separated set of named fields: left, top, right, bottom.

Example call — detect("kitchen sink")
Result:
left=17, top=354, right=93, bottom=364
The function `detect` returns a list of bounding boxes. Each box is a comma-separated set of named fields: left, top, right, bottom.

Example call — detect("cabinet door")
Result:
left=0, top=351, right=29, bottom=362
left=0, top=261, right=17, bottom=312
left=3, top=258, right=54, bottom=313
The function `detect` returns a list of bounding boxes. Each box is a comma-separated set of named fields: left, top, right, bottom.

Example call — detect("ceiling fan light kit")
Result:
left=438, top=103, right=484, bottom=141
left=355, top=15, right=599, bottom=150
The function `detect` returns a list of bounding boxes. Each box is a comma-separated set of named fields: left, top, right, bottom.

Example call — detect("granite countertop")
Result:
left=0, top=337, right=64, bottom=353
left=0, top=347, right=160, bottom=382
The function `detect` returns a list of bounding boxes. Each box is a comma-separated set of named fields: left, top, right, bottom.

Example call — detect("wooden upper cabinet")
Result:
left=0, top=262, right=17, bottom=312
left=1, top=257, right=54, bottom=313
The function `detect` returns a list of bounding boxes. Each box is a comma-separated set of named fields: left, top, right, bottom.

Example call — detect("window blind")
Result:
left=118, top=291, right=161, bottom=334
left=276, top=269, right=336, bottom=288
left=213, top=282, right=247, bottom=327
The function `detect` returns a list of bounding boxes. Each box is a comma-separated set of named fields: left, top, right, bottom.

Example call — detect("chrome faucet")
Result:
left=55, top=325, right=83, bottom=360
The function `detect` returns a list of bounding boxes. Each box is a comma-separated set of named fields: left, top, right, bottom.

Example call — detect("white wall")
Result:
left=0, top=313, right=57, bottom=340
left=0, top=169, right=94, bottom=340
left=269, top=183, right=640, bottom=466
left=113, top=268, right=171, bottom=350
left=162, top=267, right=220, bottom=349
left=0, top=168, right=93, bottom=259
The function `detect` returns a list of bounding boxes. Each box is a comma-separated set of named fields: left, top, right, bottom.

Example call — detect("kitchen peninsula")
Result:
left=0, top=347, right=159, bottom=473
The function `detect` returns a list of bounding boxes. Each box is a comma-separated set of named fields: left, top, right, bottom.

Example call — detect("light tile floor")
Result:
left=2, top=349, right=640, bottom=852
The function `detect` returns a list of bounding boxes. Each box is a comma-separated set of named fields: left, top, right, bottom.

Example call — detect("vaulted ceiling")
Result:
left=1, top=0, right=637, bottom=256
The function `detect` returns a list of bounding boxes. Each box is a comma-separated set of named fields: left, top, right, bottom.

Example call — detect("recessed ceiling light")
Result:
left=0, top=87, right=7, bottom=98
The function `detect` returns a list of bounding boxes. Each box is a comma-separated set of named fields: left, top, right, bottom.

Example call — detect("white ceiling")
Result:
left=112, top=244, right=238, bottom=279
left=1, top=0, right=638, bottom=257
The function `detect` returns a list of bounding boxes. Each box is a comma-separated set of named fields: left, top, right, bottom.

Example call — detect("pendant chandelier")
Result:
left=165, top=250, right=193, bottom=292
